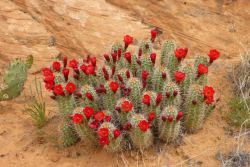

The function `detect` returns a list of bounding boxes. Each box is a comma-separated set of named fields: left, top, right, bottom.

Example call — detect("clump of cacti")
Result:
left=42, top=29, right=220, bottom=150
left=0, top=55, right=33, bottom=101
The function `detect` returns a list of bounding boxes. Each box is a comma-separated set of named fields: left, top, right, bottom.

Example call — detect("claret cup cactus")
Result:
left=42, top=29, right=220, bottom=151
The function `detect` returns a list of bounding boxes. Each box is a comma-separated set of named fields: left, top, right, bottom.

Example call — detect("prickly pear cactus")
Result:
left=0, top=55, right=33, bottom=101
left=42, top=29, right=220, bottom=151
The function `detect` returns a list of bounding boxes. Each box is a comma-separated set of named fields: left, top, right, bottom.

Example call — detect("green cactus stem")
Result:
left=178, top=63, right=195, bottom=96
left=129, top=114, right=153, bottom=150
left=126, top=77, right=142, bottom=111
left=159, top=106, right=182, bottom=142
left=162, top=82, right=181, bottom=109
left=153, top=66, right=170, bottom=92
left=183, top=84, right=206, bottom=132
left=0, top=55, right=33, bottom=101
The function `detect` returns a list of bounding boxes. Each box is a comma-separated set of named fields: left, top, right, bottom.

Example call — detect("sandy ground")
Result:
left=0, top=0, right=250, bottom=166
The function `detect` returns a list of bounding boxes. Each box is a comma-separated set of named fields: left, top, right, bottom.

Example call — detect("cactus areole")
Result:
left=42, top=30, right=219, bottom=151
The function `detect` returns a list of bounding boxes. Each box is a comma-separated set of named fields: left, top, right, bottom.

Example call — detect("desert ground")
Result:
left=0, top=0, right=250, bottom=166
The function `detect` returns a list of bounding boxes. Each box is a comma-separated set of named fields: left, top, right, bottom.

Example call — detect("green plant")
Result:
left=42, top=29, right=219, bottom=151
left=24, top=77, right=47, bottom=128
left=227, top=97, right=250, bottom=128
left=0, top=55, right=33, bottom=101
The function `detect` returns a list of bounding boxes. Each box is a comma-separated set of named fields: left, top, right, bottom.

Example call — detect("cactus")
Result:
left=42, top=29, right=219, bottom=151
left=129, top=114, right=153, bottom=150
left=159, top=106, right=183, bottom=142
left=0, top=55, right=33, bottom=101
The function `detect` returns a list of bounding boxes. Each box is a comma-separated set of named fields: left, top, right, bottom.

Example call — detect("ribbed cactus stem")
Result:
left=141, top=91, right=157, bottom=113
left=116, top=68, right=131, bottom=85
left=194, top=56, right=209, bottom=68
left=103, top=80, right=120, bottom=111
left=57, top=95, right=78, bottom=146
left=153, top=66, right=170, bottom=92
left=0, top=55, right=33, bottom=101
left=162, top=82, right=181, bottom=109
left=159, top=106, right=182, bottom=142
left=160, top=41, right=176, bottom=67
left=183, top=84, right=206, bottom=131
left=126, top=77, right=142, bottom=111
left=115, top=98, right=133, bottom=125
left=81, top=84, right=99, bottom=110
left=98, top=122, right=123, bottom=152
left=178, top=63, right=195, bottom=96
left=129, top=114, right=153, bottom=150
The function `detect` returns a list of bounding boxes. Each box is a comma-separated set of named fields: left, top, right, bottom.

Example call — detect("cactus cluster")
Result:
left=0, top=55, right=33, bottom=101
left=42, top=29, right=219, bottom=150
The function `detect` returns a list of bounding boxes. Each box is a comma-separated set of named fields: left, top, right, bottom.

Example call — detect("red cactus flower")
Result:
left=112, top=52, right=117, bottom=63
left=150, top=53, right=156, bottom=64
left=113, top=129, right=121, bottom=139
left=175, top=71, right=186, bottom=83
left=142, top=70, right=149, bottom=81
left=88, top=120, right=100, bottom=129
left=173, top=90, right=178, bottom=97
left=45, top=82, right=54, bottom=90
left=156, top=93, right=162, bottom=105
left=161, top=115, right=167, bottom=122
left=81, top=64, right=95, bottom=75
left=124, top=35, right=133, bottom=48
left=143, top=94, right=151, bottom=106
left=122, top=100, right=133, bottom=113
left=42, top=68, right=53, bottom=77
left=176, top=112, right=183, bottom=121
left=72, top=113, right=84, bottom=124
left=203, top=86, right=215, bottom=99
left=90, top=57, right=96, bottom=66
left=175, top=48, right=188, bottom=61
left=198, top=64, right=208, bottom=75
left=62, top=68, right=69, bottom=81
left=138, top=120, right=150, bottom=132
left=44, top=75, right=55, bottom=83
left=109, top=81, right=119, bottom=93
left=63, top=56, right=67, bottom=67
left=85, top=92, right=94, bottom=101
left=99, top=137, right=110, bottom=146
left=83, top=106, right=94, bottom=118
left=208, top=49, right=220, bottom=63
left=105, top=116, right=111, bottom=122
left=65, top=82, right=76, bottom=94
left=98, top=128, right=109, bottom=138
left=53, top=84, right=64, bottom=96
left=124, top=52, right=132, bottom=64
left=69, top=59, right=78, bottom=69
left=151, top=29, right=157, bottom=42
left=94, top=111, right=105, bottom=122
left=52, top=61, right=61, bottom=71
left=103, top=54, right=110, bottom=62
left=167, top=115, right=173, bottom=122
left=148, top=112, right=155, bottom=122
left=123, top=122, right=132, bottom=130
left=205, top=96, right=214, bottom=105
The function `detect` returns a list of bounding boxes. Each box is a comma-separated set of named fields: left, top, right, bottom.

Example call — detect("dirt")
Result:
left=0, top=0, right=250, bottom=166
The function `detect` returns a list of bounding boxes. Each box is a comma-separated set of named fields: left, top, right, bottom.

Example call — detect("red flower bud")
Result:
left=148, top=112, right=155, bottom=122
left=104, top=54, right=110, bottom=62
left=69, top=59, right=78, bottom=69
left=122, top=100, right=133, bottom=113
left=162, top=72, right=167, bottom=79
left=156, top=93, right=162, bottom=105
left=161, top=115, right=167, bottom=122
left=62, top=68, right=69, bottom=81
left=138, top=48, right=142, bottom=57
left=142, top=70, right=149, bottom=81
left=124, top=35, right=133, bottom=48
left=143, top=94, right=151, bottom=106
left=150, top=53, right=156, bottom=64
left=90, top=57, right=96, bottom=67
left=151, top=29, right=157, bottom=42
left=76, top=92, right=82, bottom=98
left=85, top=92, right=94, bottom=101
left=109, top=81, right=119, bottom=93
left=167, top=115, right=173, bottom=122
left=105, top=116, right=112, bottom=122
left=112, top=52, right=117, bottom=63
left=113, top=129, right=121, bottom=139
left=192, top=100, right=197, bottom=105
left=126, top=70, right=130, bottom=78
left=117, top=74, right=123, bottom=83
left=173, top=90, right=178, bottom=97
left=63, top=56, right=67, bottom=67
left=136, top=59, right=141, bottom=66
left=112, top=66, right=116, bottom=76
left=89, top=120, right=100, bottom=129
left=124, top=52, right=132, bottom=64
left=115, top=106, right=121, bottom=113
left=176, top=112, right=183, bottom=121
left=123, top=122, right=132, bottom=131
left=73, top=74, right=79, bottom=80
left=166, top=92, right=171, bottom=98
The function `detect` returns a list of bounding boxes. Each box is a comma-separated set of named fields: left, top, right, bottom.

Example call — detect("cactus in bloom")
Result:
left=129, top=114, right=153, bottom=150
left=159, top=105, right=183, bottom=142
left=42, top=29, right=219, bottom=150
left=0, top=55, right=33, bottom=101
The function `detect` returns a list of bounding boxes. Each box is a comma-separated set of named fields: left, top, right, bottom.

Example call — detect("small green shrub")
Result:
left=24, top=77, right=48, bottom=128
left=227, top=97, right=250, bottom=128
